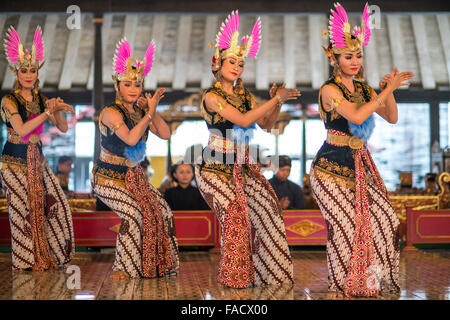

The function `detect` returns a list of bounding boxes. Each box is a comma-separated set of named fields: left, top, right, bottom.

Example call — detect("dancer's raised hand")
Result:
left=55, top=97, right=75, bottom=114
left=269, top=82, right=287, bottom=99
left=145, top=88, right=166, bottom=115
left=386, top=69, right=414, bottom=91
left=275, top=86, right=301, bottom=103
left=137, top=96, right=148, bottom=111
left=379, top=68, right=398, bottom=90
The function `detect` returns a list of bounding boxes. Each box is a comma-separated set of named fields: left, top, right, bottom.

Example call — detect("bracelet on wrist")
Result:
left=44, top=109, right=52, bottom=117
left=376, top=97, right=383, bottom=106
left=147, top=113, right=153, bottom=126
left=276, top=95, right=283, bottom=107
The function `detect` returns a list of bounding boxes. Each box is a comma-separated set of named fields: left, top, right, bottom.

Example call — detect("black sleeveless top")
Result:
left=92, top=101, right=149, bottom=181
left=1, top=91, right=47, bottom=165
left=310, top=76, right=374, bottom=182
left=199, top=85, right=255, bottom=176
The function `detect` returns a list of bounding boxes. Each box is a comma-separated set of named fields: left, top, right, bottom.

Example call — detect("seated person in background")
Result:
left=158, top=164, right=176, bottom=195
left=56, top=156, right=73, bottom=193
left=269, top=155, right=305, bottom=210
left=183, top=144, right=204, bottom=188
left=164, top=161, right=210, bottom=210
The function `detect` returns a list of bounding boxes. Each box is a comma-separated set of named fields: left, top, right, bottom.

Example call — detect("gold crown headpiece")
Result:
left=4, top=25, right=45, bottom=71
left=112, top=38, right=155, bottom=82
left=322, top=2, right=372, bottom=57
left=211, top=10, right=262, bottom=74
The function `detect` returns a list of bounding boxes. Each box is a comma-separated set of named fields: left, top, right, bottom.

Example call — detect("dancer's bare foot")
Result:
left=327, top=291, right=345, bottom=299
left=110, top=270, right=128, bottom=281
left=32, top=265, right=46, bottom=272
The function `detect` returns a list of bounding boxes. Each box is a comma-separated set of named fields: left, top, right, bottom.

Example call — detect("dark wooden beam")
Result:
left=92, top=14, right=103, bottom=162
left=429, top=101, right=441, bottom=172
left=430, top=101, right=441, bottom=144
left=0, top=0, right=449, bottom=13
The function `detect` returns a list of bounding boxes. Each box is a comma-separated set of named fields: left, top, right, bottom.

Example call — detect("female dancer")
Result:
left=91, top=38, right=179, bottom=280
left=310, top=3, right=414, bottom=297
left=1, top=26, right=75, bottom=271
left=195, top=11, right=301, bottom=288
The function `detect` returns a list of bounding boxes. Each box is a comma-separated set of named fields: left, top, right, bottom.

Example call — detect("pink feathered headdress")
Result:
left=323, top=2, right=371, bottom=57
left=211, top=10, right=262, bottom=74
left=112, top=37, right=155, bottom=82
left=4, top=25, right=45, bottom=71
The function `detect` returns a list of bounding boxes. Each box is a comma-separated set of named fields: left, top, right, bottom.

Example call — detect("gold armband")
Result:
left=111, top=121, right=125, bottom=132
left=329, top=97, right=343, bottom=110
left=1, top=107, right=12, bottom=122
left=217, top=102, right=224, bottom=112
left=1, top=96, right=19, bottom=122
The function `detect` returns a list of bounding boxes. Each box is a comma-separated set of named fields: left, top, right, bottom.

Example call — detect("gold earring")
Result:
left=235, top=78, right=244, bottom=95
left=334, top=65, right=342, bottom=83
left=13, top=79, right=21, bottom=93
left=114, top=82, right=123, bottom=103
left=356, top=66, right=365, bottom=82
left=115, top=91, right=123, bottom=103
left=33, top=79, right=40, bottom=95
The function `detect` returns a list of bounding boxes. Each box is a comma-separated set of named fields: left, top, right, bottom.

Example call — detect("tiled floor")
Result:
left=0, top=249, right=448, bottom=300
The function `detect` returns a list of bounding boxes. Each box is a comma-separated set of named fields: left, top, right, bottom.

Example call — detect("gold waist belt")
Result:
left=326, top=132, right=365, bottom=150
left=99, top=148, right=137, bottom=168
left=208, top=134, right=249, bottom=153
left=8, top=133, right=40, bottom=144
left=208, top=134, right=237, bottom=153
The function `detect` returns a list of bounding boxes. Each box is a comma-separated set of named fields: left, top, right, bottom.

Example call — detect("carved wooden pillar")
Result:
left=92, top=14, right=103, bottom=162
left=301, top=113, right=307, bottom=184
left=430, top=101, right=440, bottom=172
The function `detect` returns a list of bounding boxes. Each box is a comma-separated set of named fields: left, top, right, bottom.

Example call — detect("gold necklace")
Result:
left=348, top=84, right=365, bottom=106
left=336, top=79, right=365, bottom=105
left=16, top=91, right=40, bottom=115
left=218, top=87, right=244, bottom=108
left=117, top=101, right=142, bottom=126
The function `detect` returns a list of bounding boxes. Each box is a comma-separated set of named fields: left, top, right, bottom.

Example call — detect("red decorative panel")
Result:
left=407, top=208, right=450, bottom=245
left=0, top=210, right=217, bottom=247
left=73, top=211, right=120, bottom=246
left=173, top=211, right=216, bottom=246
left=0, top=210, right=330, bottom=248
left=283, top=210, right=327, bottom=245
left=4, top=207, right=449, bottom=249
left=0, top=212, right=11, bottom=246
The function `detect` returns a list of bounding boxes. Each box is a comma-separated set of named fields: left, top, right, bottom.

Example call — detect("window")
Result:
left=74, top=121, right=95, bottom=192
left=370, top=103, right=430, bottom=190
left=277, top=120, right=303, bottom=185
left=41, top=105, right=95, bottom=192
left=306, top=118, right=327, bottom=176
left=253, top=125, right=276, bottom=181
left=75, top=122, right=95, bottom=157
left=169, top=120, right=209, bottom=157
